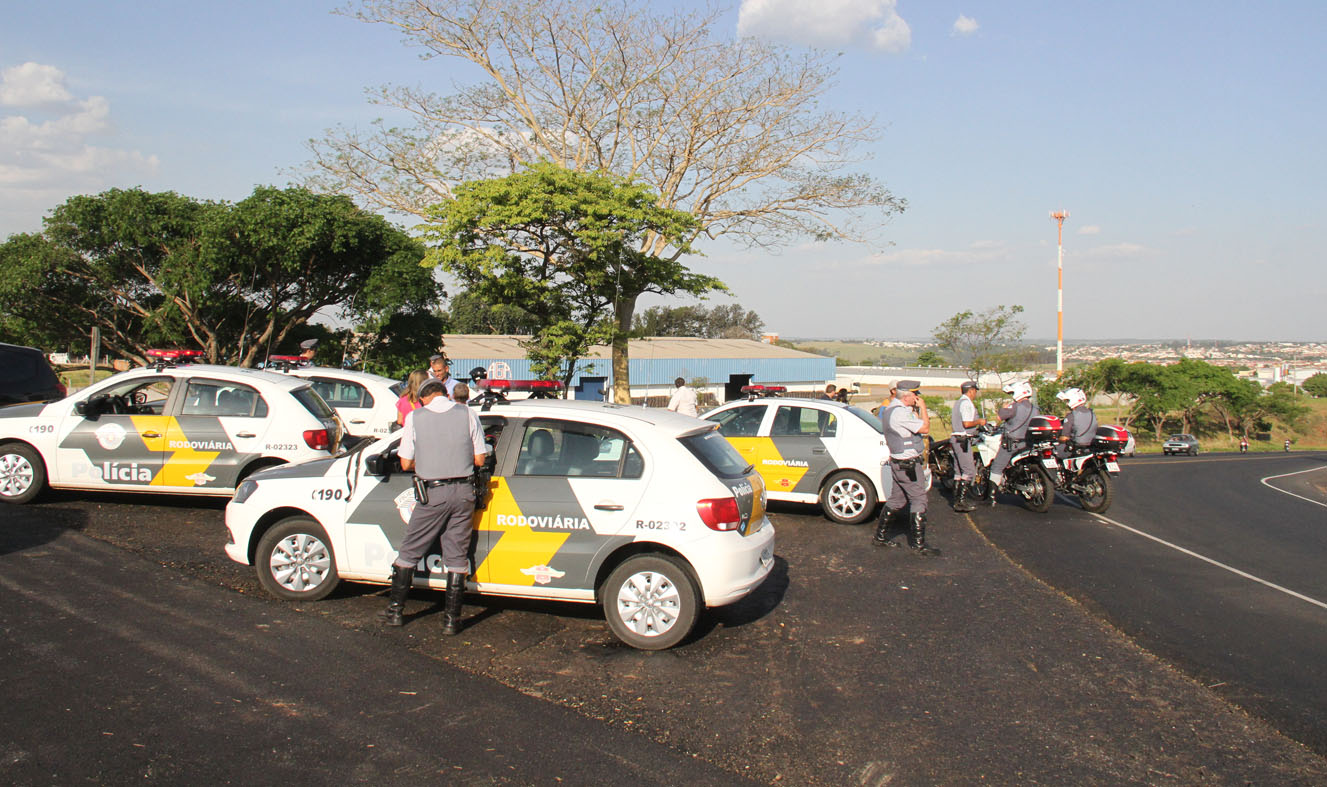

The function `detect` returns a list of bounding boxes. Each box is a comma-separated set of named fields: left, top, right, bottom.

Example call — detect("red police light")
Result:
left=145, top=349, right=204, bottom=363
left=480, top=379, right=565, bottom=392
left=268, top=355, right=303, bottom=363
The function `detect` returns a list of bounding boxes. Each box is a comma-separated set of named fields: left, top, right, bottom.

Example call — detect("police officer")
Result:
left=1054, top=387, right=1097, bottom=460
left=873, top=380, right=939, bottom=556
left=950, top=381, right=986, bottom=513
left=297, top=338, right=318, bottom=367
left=383, top=378, right=488, bottom=634
left=987, top=380, right=1037, bottom=504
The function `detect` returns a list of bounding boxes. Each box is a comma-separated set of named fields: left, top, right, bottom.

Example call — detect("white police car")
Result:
left=703, top=388, right=891, bottom=525
left=0, top=350, right=343, bottom=504
left=267, top=360, right=404, bottom=441
left=224, top=397, right=775, bottom=650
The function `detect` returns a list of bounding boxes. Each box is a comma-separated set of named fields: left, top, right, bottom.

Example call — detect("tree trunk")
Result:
left=611, top=295, right=638, bottom=404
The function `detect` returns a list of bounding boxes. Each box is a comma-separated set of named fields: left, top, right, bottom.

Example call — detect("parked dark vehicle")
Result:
left=0, top=343, right=65, bottom=407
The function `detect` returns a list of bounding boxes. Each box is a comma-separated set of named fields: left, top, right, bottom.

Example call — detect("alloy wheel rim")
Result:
left=270, top=533, right=332, bottom=592
left=0, top=453, right=34, bottom=497
left=828, top=478, right=867, bottom=518
left=615, top=570, right=681, bottom=637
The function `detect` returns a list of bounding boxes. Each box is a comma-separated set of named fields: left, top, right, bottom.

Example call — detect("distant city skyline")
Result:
left=3, top=1, right=1324, bottom=341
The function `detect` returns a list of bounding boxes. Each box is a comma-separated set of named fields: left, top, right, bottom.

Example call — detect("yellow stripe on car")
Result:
left=476, top=478, right=571, bottom=586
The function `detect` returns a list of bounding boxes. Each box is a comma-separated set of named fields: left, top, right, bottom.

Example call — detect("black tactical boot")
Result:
left=908, top=512, right=941, bottom=557
left=442, top=572, right=467, bottom=636
left=382, top=564, right=414, bottom=626
left=952, top=480, right=976, bottom=513
left=872, top=506, right=902, bottom=548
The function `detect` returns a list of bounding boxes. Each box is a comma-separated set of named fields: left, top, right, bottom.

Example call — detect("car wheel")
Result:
left=0, top=443, right=46, bottom=505
left=601, top=554, right=699, bottom=650
left=255, top=517, right=340, bottom=601
left=821, top=470, right=877, bottom=525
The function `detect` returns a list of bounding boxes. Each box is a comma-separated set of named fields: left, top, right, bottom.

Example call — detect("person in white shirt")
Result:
left=666, top=377, right=699, bottom=417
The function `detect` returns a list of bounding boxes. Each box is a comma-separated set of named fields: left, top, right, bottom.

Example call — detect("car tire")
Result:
left=255, top=517, right=340, bottom=601
left=601, top=554, right=699, bottom=650
left=821, top=470, right=877, bottom=525
left=0, top=443, right=46, bottom=505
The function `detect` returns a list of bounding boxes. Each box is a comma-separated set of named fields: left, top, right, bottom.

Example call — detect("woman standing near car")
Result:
left=396, top=369, right=429, bottom=426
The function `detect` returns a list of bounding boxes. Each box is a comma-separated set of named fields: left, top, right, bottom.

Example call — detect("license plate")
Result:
left=1041, top=458, right=1058, bottom=469
left=1106, top=460, right=1120, bottom=473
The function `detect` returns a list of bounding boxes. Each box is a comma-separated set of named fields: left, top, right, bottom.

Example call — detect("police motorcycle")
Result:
left=927, top=421, right=1055, bottom=513
left=1046, top=389, right=1127, bottom=514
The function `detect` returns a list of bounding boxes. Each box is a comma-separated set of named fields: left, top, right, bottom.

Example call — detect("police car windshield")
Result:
left=845, top=406, right=884, bottom=434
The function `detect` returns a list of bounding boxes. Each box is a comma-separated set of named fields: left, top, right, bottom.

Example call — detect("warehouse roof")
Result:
left=441, top=335, right=828, bottom=361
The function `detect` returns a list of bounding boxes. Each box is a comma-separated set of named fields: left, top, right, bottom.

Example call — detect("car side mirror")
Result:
left=77, top=396, right=104, bottom=417
left=364, top=449, right=401, bottom=478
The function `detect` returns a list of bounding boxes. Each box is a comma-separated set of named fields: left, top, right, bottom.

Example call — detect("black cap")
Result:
left=896, top=379, right=921, bottom=393
left=961, top=381, right=979, bottom=393
left=419, top=379, right=448, bottom=398
left=299, top=338, right=318, bottom=350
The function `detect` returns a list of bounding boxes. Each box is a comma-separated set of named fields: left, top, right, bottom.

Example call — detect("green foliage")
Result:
left=914, top=350, right=946, bottom=367
left=421, top=162, right=724, bottom=389
left=445, top=290, right=539, bottom=334
left=0, top=187, right=438, bottom=367
left=1302, top=373, right=1327, bottom=398
left=633, top=303, right=764, bottom=339
left=932, top=305, right=1027, bottom=380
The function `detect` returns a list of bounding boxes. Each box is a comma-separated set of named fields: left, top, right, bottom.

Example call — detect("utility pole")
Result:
left=1051, top=210, right=1069, bottom=376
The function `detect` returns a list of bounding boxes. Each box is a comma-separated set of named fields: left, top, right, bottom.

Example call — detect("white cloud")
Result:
left=0, top=62, right=158, bottom=235
left=738, top=0, right=912, bottom=53
left=952, top=15, right=979, bottom=36
left=0, top=62, right=74, bottom=106
left=1078, top=225, right=1101, bottom=235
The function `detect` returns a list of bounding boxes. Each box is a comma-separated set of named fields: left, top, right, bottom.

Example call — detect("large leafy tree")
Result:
left=422, top=162, right=721, bottom=389
left=307, top=0, right=905, bottom=399
left=633, top=303, right=764, bottom=340
left=932, top=305, right=1028, bottom=383
left=0, top=187, right=439, bottom=367
left=1303, top=373, right=1327, bottom=398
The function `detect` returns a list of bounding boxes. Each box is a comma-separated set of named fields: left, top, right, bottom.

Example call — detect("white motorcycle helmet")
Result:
left=1056, top=387, right=1087, bottom=409
left=1002, top=380, right=1033, bottom=401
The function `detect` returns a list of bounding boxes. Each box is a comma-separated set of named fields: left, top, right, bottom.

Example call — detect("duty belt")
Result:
left=419, top=476, right=470, bottom=487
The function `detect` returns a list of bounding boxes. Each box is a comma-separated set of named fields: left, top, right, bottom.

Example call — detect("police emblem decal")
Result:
left=184, top=471, right=216, bottom=486
left=519, top=565, right=566, bottom=585
left=95, top=422, right=127, bottom=451
left=393, top=487, right=416, bottom=523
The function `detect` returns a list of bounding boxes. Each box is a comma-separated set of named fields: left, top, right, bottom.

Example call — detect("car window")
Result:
left=182, top=379, right=267, bottom=417
left=311, top=377, right=373, bottom=409
left=772, top=405, right=837, bottom=438
left=94, top=376, right=174, bottom=416
left=292, top=386, right=335, bottom=420
left=679, top=428, right=751, bottom=479
left=845, top=406, right=885, bottom=434
left=709, top=405, right=767, bottom=437
left=514, top=419, right=642, bottom=479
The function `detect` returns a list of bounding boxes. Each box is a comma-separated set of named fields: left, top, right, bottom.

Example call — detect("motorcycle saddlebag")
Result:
left=1027, top=414, right=1063, bottom=442
left=1092, top=425, right=1129, bottom=450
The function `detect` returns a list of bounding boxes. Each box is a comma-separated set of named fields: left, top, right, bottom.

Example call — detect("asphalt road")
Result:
left=3, top=472, right=1327, bottom=784
left=972, top=450, right=1327, bottom=756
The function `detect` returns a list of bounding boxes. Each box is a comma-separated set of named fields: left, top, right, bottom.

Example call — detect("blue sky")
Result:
left=3, top=1, right=1323, bottom=342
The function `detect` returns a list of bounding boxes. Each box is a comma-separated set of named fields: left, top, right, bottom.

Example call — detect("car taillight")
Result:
left=303, top=428, right=330, bottom=450
left=697, top=497, right=742, bottom=531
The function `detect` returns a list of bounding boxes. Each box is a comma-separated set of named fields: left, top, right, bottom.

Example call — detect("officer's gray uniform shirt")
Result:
left=395, top=397, right=486, bottom=574
left=950, top=396, right=978, bottom=480
left=1057, top=407, right=1098, bottom=459
left=882, top=400, right=928, bottom=514
left=990, top=398, right=1036, bottom=480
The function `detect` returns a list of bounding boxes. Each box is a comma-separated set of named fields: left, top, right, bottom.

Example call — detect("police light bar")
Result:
left=480, top=379, right=565, bottom=392
left=145, top=349, right=204, bottom=363
left=268, top=355, right=303, bottom=363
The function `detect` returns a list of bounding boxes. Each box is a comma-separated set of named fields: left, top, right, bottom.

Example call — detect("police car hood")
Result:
left=250, top=456, right=341, bottom=482
left=0, top=402, right=47, bottom=418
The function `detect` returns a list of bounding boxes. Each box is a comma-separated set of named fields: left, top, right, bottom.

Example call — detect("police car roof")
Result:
left=283, top=366, right=401, bottom=387
left=494, top=399, right=718, bottom=436
left=125, top=363, right=314, bottom=393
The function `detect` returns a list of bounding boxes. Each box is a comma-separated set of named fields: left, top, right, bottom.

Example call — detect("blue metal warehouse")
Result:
left=441, top=335, right=835, bottom=402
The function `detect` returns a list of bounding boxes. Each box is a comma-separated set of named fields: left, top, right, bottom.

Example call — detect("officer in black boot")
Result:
left=873, top=380, right=939, bottom=556
left=950, top=381, right=986, bottom=513
left=383, top=378, right=488, bottom=633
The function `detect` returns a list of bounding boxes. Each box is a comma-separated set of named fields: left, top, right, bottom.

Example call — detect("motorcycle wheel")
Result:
left=929, top=445, right=955, bottom=491
left=1075, top=465, right=1113, bottom=514
left=971, top=464, right=991, bottom=501
left=1016, top=463, right=1054, bottom=513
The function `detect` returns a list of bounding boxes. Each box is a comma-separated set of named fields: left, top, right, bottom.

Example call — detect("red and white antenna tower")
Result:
left=1051, top=210, right=1069, bottom=376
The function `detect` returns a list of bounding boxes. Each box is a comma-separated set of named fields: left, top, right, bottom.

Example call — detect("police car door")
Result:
left=478, top=419, right=644, bottom=597
left=764, top=404, right=838, bottom=500
left=163, top=378, right=267, bottom=490
left=54, top=376, right=176, bottom=490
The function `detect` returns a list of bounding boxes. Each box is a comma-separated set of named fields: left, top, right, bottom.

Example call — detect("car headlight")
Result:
left=233, top=479, right=258, bottom=504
